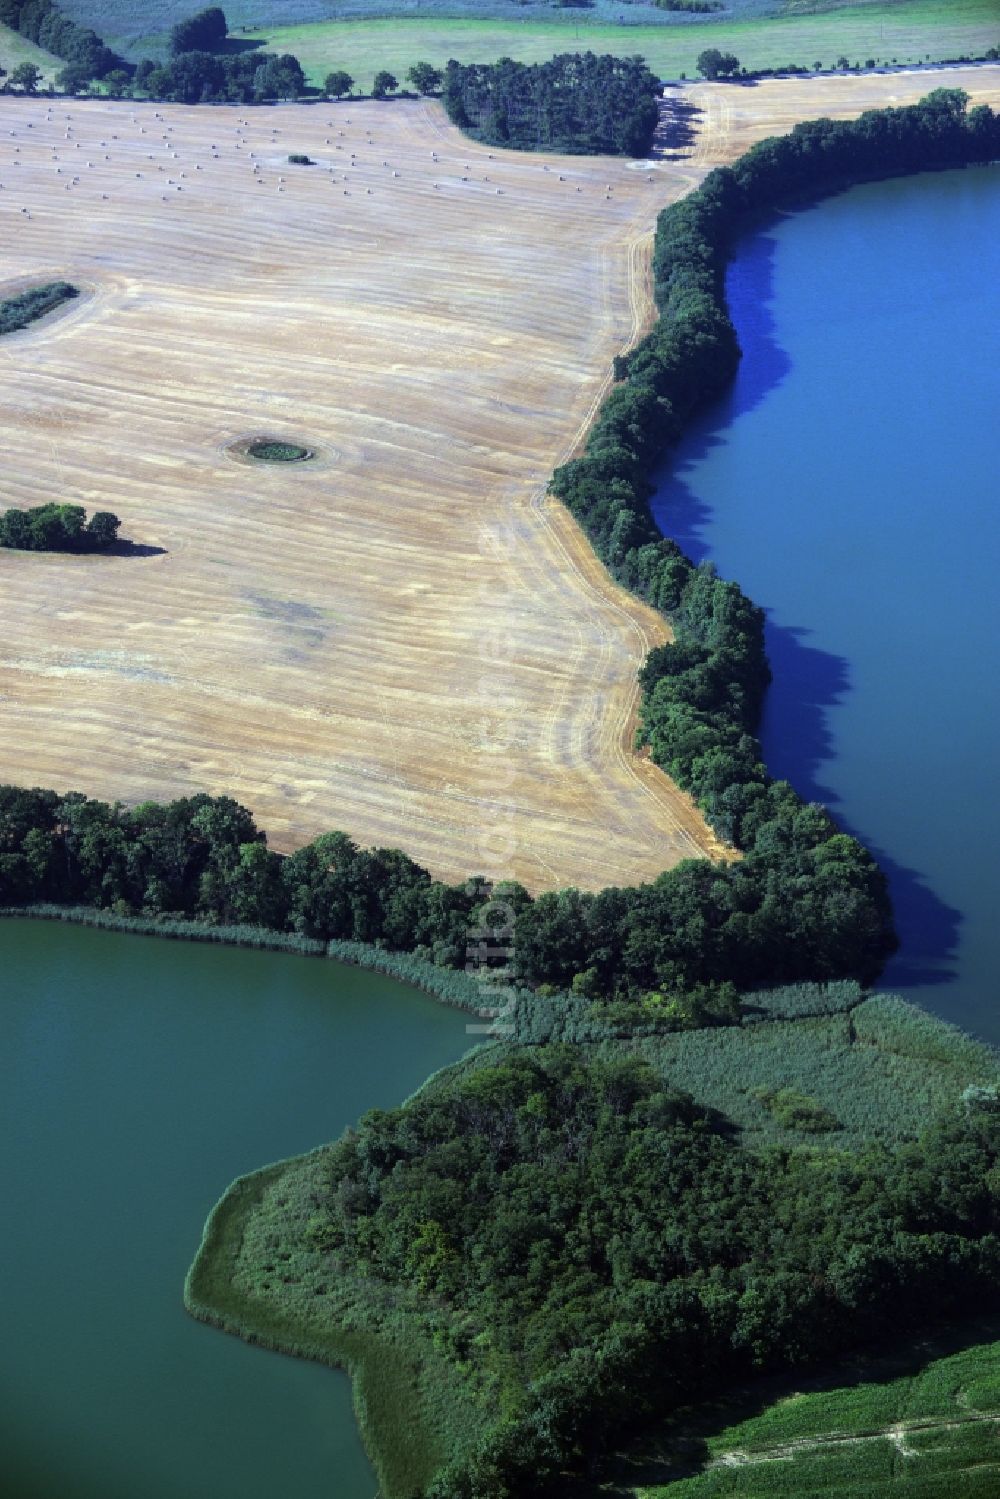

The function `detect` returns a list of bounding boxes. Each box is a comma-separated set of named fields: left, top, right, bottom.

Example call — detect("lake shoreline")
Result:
left=0, top=902, right=489, bottom=1015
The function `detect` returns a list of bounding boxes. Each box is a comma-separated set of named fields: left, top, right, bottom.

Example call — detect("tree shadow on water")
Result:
left=761, top=620, right=961, bottom=988
left=650, top=228, right=960, bottom=988
left=652, top=229, right=792, bottom=565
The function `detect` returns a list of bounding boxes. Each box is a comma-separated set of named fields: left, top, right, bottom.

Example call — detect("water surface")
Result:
left=653, top=164, right=1000, bottom=1042
left=0, top=920, right=474, bottom=1498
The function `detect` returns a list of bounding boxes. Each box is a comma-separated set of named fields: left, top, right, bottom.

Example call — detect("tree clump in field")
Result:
left=323, top=69, right=353, bottom=100
left=406, top=61, right=442, bottom=96
left=293, top=1045, right=1000, bottom=1498
left=286, top=154, right=314, bottom=166
left=697, top=46, right=741, bottom=79
left=442, top=53, right=662, bottom=156
left=170, top=5, right=227, bottom=57
left=245, top=439, right=312, bottom=462
left=0, top=504, right=120, bottom=552
left=0, top=281, right=78, bottom=336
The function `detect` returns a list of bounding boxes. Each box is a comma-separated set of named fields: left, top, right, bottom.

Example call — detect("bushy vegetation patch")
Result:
left=752, top=1084, right=840, bottom=1132
left=0, top=503, right=120, bottom=552
left=0, top=280, right=78, bottom=336
left=442, top=52, right=662, bottom=155
left=246, top=438, right=312, bottom=461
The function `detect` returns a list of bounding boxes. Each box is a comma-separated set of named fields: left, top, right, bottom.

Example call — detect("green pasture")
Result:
left=0, top=22, right=59, bottom=83
left=247, top=2, right=999, bottom=93
left=613, top=1328, right=1000, bottom=1496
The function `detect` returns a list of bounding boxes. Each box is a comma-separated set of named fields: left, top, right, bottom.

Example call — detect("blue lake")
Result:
left=652, top=164, right=1000, bottom=1043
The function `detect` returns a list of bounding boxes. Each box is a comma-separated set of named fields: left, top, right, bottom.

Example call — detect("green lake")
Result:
left=653, top=163, right=1000, bottom=1045
left=0, top=920, right=474, bottom=1498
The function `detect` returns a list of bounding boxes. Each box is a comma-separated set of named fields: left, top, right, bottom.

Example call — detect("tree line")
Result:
left=0, top=777, right=892, bottom=997
left=130, top=48, right=306, bottom=105
left=546, top=86, right=1000, bottom=981
left=0, top=504, right=120, bottom=551
left=0, top=0, right=439, bottom=102
left=442, top=53, right=663, bottom=156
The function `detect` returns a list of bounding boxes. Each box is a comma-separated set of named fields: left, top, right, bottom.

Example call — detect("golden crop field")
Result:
left=1, top=69, right=997, bottom=892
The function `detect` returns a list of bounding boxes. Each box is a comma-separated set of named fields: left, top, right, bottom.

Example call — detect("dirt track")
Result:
left=0, top=69, right=996, bottom=892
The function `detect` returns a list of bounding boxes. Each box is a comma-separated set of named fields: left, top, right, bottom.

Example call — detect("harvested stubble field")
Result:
left=1, top=69, right=997, bottom=891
